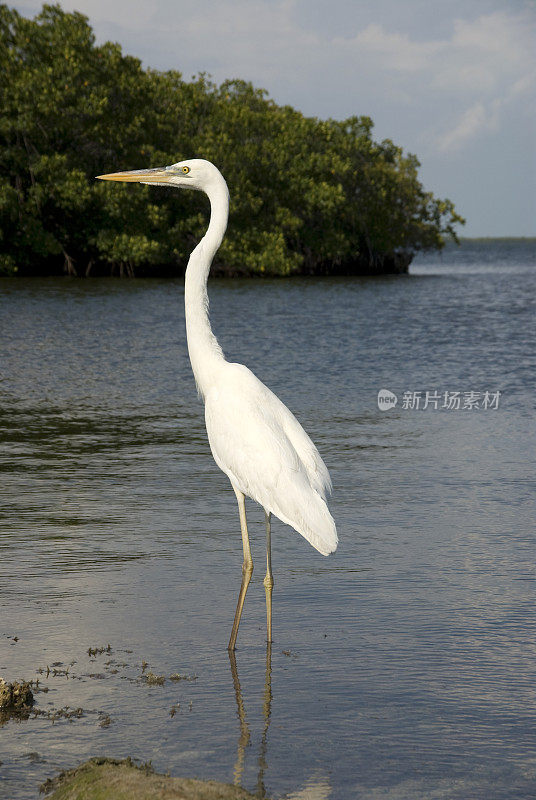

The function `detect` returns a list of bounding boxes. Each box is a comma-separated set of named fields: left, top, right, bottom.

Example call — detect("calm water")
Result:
left=1, top=240, right=535, bottom=799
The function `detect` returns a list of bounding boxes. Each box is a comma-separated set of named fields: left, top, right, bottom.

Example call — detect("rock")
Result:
left=0, top=678, right=34, bottom=710
left=40, top=757, right=264, bottom=799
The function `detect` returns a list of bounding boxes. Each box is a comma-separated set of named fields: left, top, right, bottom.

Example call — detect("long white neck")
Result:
left=184, top=175, right=229, bottom=397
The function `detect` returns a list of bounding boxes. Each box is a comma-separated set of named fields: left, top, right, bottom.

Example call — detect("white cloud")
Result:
left=433, top=12, right=535, bottom=93
left=430, top=12, right=536, bottom=154
left=451, top=10, right=526, bottom=58
left=348, top=24, right=440, bottom=72
left=324, top=10, right=535, bottom=153
left=435, top=103, right=489, bottom=153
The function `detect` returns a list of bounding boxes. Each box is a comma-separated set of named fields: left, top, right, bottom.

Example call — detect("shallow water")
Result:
left=1, top=240, right=535, bottom=799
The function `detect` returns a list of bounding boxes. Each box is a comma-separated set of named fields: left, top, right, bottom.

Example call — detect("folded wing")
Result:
left=205, top=363, right=337, bottom=556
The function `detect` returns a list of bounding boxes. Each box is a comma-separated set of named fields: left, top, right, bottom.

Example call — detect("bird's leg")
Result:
left=228, top=487, right=253, bottom=651
left=263, top=511, right=274, bottom=643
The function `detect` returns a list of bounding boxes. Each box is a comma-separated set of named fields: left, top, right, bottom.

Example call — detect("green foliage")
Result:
left=0, top=3, right=464, bottom=277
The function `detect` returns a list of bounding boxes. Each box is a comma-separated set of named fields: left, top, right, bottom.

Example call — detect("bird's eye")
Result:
left=182, top=166, right=190, bottom=174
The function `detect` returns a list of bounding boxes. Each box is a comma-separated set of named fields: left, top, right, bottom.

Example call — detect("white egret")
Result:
left=97, top=159, right=337, bottom=649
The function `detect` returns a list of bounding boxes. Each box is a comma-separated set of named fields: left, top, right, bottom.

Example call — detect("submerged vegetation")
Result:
left=0, top=3, right=464, bottom=278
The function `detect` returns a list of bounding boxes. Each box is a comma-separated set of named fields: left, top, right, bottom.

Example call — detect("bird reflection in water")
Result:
left=228, top=646, right=331, bottom=799
left=228, top=647, right=254, bottom=786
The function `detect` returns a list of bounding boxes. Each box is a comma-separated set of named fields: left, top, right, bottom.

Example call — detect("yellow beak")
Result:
left=96, top=167, right=172, bottom=184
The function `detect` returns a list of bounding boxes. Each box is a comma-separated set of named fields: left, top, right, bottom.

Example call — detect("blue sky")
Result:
left=13, top=0, right=536, bottom=236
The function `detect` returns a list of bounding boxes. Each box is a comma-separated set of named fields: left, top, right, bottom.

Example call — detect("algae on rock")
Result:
left=0, top=678, right=34, bottom=711
left=40, top=757, right=266, bottom=800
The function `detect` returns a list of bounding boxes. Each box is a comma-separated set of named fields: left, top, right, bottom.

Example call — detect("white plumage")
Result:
left=97, top=158, right=337, bottom=649
left=205, top=362, right=337, bottom=556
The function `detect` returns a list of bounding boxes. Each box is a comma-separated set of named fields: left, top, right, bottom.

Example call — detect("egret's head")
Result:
left=96, top=158, right=223, bottom=193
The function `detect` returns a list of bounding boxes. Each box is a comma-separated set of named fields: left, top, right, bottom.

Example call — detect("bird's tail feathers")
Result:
left=273, top=489, right=338, bottom=557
